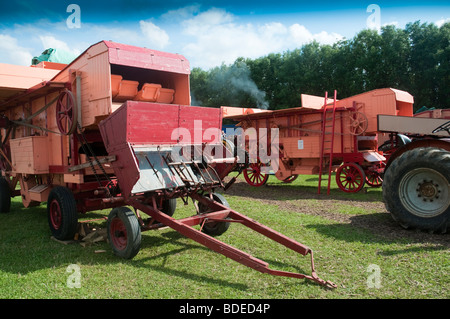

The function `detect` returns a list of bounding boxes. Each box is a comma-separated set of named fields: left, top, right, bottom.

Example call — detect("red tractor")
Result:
left=378, top=115, right=450, bottom=233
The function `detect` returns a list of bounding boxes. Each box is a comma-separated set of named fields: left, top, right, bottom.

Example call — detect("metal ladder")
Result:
left=318, top=90, right=338, bottom=194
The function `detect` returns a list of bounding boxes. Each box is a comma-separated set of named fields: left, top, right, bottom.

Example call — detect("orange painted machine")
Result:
left=223, top=88, right=414, bottom=193
left=0, top=41, right=336, bottom=289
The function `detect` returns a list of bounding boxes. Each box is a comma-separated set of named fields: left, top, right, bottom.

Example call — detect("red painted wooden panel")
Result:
left=104, top=41, right=190, bottom=75
left=99, top=101, right=223, bottom=151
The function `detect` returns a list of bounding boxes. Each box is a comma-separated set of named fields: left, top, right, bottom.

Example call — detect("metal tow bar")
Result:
left=130, top=195, right=337, bottom=289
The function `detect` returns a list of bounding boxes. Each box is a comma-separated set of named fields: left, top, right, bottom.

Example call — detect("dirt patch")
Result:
left=224, top=179, right=450, bottom=247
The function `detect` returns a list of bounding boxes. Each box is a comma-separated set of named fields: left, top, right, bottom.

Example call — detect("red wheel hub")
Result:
left=109, top=217, right=127, bottom=250
left=49, top=200, right=62, bottom=230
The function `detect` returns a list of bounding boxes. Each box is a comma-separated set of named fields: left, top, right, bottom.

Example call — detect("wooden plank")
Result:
left=10, top=136, right=49, bottom=174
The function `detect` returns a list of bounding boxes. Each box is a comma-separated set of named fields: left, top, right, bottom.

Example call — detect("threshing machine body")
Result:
left=223, top=88, right=414, bottom=193
left=0, top=41, right=336, bottom=288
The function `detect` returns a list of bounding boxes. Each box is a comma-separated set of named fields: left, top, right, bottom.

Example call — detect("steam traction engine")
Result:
left=0, top=41, right=335, bottom=288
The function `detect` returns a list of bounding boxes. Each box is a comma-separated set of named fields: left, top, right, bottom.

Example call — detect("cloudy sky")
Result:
left=1, top=0, right=449, bottom=69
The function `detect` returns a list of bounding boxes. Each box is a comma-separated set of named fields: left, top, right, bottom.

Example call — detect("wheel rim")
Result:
left=109, top=217, right=128, bottom=251
left=366, top=171, right=383, bottom=187
left=399, top=168, right=450, bottom=218
left=56, top=90, right=77, bottom=135
left=336, top=163, right=365, bottom=193
left=49, top=199, right=62, bottom=230
left=348, top=112, right=368, bottom=136
left=243, top=160, right=269, bottom=187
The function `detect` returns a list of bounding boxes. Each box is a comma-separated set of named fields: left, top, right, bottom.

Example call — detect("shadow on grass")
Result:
left=134, top=230, right=317, bottom=290
left=0, top=204, right=250, bottom=290
left=134, top=233, right=250, bottom=291
left=224, top=176, right=383, bottom=203
left=305, top=212, right=450, bottom=254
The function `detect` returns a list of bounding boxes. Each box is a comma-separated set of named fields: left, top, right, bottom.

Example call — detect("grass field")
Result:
left=0, top=174, right=448, bottom=300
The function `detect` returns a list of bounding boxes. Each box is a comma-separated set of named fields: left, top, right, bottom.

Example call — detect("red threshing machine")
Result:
left=223, top=88, right=414, bottom=194
left=0, top=41, right=336, bottom=288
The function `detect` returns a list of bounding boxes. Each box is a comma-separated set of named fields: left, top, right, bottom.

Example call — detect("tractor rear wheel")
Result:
left=383, top=147, right=450, bottom=233
left=198, top=193, right=231, bottom=236
left=107, top=207, right=141, bottom=259
left=47, top=186, right=78, bottom=240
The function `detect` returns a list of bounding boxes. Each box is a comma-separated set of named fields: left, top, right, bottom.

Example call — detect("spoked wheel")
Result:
left=47, top=186, right=78, bottom=240
left=282, top=175, right=298, bottom=183
left=243, top=158, right=269, bottom=187
left=198, top=193, right=231, bottom=237
left=348, top=111, right=368, bottom=136
left=365, top=170, right=383, bottom=187
left=107, top=207, right=141, bottom=259
left=336, top=163, right=366, bottom=193
left=56, top=89, right=77, bottom=135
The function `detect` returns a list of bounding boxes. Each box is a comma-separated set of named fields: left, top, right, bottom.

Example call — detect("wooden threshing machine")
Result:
left=0, top=41, right=336, bottom=288
left=223, top=89, right=414, bottom=194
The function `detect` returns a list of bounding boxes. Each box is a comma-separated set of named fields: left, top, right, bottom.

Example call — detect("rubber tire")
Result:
left=199, top=193, right=231, bottom=237
left=107, top=207, right=141, bottom=259
left=0, top=177, right=11, bottom=213
left=383, top=147, right=450, bottom=233
left=47, top=186, right=79, bottom=240
left=161, top=198, right=176, bottom=217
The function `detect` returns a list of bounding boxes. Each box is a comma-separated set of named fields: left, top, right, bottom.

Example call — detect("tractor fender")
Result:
left=385, top=138, right=450, bottom=171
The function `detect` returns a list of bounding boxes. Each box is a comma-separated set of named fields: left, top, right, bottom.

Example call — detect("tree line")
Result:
left=190, top=21, right=450, bottom=111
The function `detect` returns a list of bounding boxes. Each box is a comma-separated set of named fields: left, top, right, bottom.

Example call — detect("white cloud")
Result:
left=289, top=24, right=315, bottom=44
left=0, top=34, right=34, bottom=66
left=313, top=31, right=344, bottom=45
left=0, top=6, right=344, bottom=70
left=39, top=35, right=81, bottom=56
left=182, top=7, right=234, bottom=36
left=161, top=4, right=201, bottom=21
left=436, top=18, right=450, bottom=27
left=180, top=8, right=343, bottom=69
left=139, top=20, right=170, bottom=49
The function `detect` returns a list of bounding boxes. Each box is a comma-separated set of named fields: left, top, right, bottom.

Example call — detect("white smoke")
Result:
left=210, top=60, right=269, bottom=109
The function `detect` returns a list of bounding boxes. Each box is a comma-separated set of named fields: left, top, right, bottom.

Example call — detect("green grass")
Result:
left=0, top=174, right=448, bottom=299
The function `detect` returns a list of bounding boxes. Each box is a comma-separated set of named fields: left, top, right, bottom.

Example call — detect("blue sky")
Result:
left=1, top=1, right=449, bottom=69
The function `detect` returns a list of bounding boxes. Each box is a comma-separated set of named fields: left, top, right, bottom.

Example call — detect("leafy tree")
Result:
left=190, top=21, right=450, bottom=111
left=406, top=21, right=441, bottom=109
